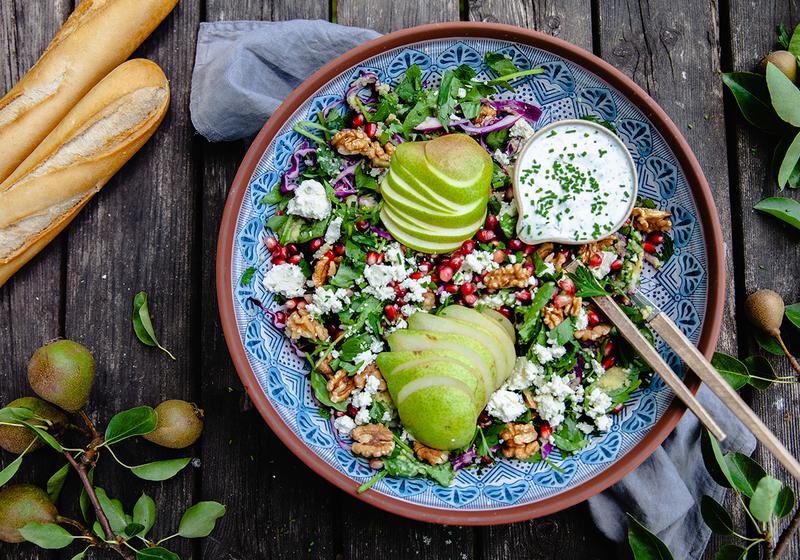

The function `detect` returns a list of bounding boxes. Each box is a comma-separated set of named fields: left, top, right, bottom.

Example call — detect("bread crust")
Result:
left=0, top=0, right=178, bottom=182
left=0, top=59, right=170, bottom=287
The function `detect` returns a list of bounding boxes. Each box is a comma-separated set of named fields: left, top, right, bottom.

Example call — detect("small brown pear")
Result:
left=759, top=50, right=798, bottom=82
left=27, top=339, right=95, bottom=412
left=745, top=289, right=800, bottom=375
left=143, top=400, right=204, bottom=449
left=0, top=484, right=58, bottom=543
left=0, top=397, right=68, bottom=454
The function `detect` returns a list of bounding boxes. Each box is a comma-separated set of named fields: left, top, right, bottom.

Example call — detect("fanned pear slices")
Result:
left=376, top=305, right=517, bottom=450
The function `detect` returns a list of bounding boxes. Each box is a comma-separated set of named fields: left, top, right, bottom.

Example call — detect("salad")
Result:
left=253, top=52, right=675, bottom=491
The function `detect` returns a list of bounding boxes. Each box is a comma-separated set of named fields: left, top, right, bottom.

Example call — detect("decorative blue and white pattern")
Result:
left=227, top=38, right=709, bottom=511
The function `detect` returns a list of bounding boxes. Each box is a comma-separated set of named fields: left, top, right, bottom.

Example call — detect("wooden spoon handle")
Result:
left=649, top=313, right=800, bottom=482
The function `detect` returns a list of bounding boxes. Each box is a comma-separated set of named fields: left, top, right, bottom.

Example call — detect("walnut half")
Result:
left=327, top=370, right=355, bottom=403
left=351, top=424, right=395, bottom=458
left=500, top=423, right=540, bottom=460
left=286, top=309, right=329, bottom=341
left=484, top=263, right=531, bottom=289
left=631, top=207, right=672, bottom=233
left=574, top=324, right=612, bottom=342
left=331, top=129, right=394, bottom=168
left=312, top=254, right=339, bottom=287
left=413, top=441, right=449, bottom=465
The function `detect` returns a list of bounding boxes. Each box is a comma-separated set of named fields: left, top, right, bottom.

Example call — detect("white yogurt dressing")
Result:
left=513, top=120, right=637, bottom=244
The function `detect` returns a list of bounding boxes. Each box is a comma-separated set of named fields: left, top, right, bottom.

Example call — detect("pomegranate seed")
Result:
left=333, top=243, right=346, bottom=256
left=588, top=252, right=603, bottom=267
left=610, top=259, right=624, bottom=271
left=288, top=254, right=302, bottom=264
left=418, top=261, right=431, bottom=273
left=284, top=299, right=297, bottom=310
left=275, top=210, right=285, bottom=216
left=508, top=239, right=523, bottom=251
left=602, top=356, right=616, bottom=370
left=478, top=411, right=492, bottom=428
left=445, top=283, right=459, bottom=294
left=485, top=214, right=499, bottom=230
left=604, top=340, right=615, bottom=357
left=334, top=410, right=345, bottom=418
left=394, top=285, right=405, bottom=297
left=647, top=232, right=664, bottom=245
left=524, top=244, right=536, bottom=255
left=450, top=255, right=464, bottom=270
left=265, top=237, right=279, bottom=251
left=464, top=293, right=479, bottom=306
left=324, top=250, right=335, bottom=261
left=365, top=122, right=378, bottom=138
left=612, top=404, right=624, bottom=415
left=273, top=246, right=288, bottom=260
left=625, top=218, right=631, bottom=225
left=493, top=249, right=506, bottom=263
left=274, top=311, right=287, bottom=324
left=481, top=455, right=494, bottom=465
left=476, top=229, right=495, bottom=242
left=523, top=262, right=535, bottom=275
left=555, top=294, right=573, bottom=308
left=539, top=422, right=552, bottom=440
left=271, top=257, right=285, bottom=265
left=460, top=283, right=475, bottom=296
left=558, top=277, right=576, bottom=296
left=587, top=310, right=601, bottom=327
left=351, top=113, right=365, bottom=127
left=461, top=239, right=476, bottom=253
left=384, top=304, right=399, bottom=322
left=438, top=266, right=454, bottom=283
left=505, top=187, right=514, bottom=201
left=498, top=306, right=512, bottom=319
left=356, top=219, right=369, bottom=231
left=347, top=404, right=358, bottom=417
left=409, top=271, right=424, bottom=280
left=309, top=238, right=323, bottom=251
left=285, top=243, right=298, bottom=255
left=366, top=252, right=380, bottom=265
left=643, top=242, right=657, bottom=254
left=515, top=289, right=531, bottom=302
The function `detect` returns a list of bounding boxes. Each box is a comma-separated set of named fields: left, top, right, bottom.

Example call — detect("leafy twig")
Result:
left=774, top=507, right=800, bottom=559
left=56, top=515, right=100, bottom=545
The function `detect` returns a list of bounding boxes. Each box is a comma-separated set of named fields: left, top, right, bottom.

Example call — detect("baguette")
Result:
left=0, top=0, right=178, bottom=183
left=0, top=58, right=170, bottom=288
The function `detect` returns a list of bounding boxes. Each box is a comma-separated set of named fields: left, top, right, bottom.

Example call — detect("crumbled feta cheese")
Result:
left=475, top=291, right=517, bottom=308
left=334, top=415, right=356, bottom=437
left=400, top=276, right=427, bottom=303
left=456, top=87, right=467, bottom=98
left=585, top=388, right=612, bottom=420
left=369, top=338, right=385, bottom=354
left=590, top=250, right=618, bottom=279
left=574, top=307, right=589, bottom=330
left=493, top=149, right=510, bottom=166
left=262, top=263, right=306, bottom=297
left=532, top=341, right=567, bottom=364
left=313, top=242, right=332, bottom=260
left=351, top=389, right=373, bottom=409
left=363, top=263, right=406, bottom=300
left=509, top=118, right=536, bottom=140
left=364, top=375, right=381, bottom=395
left=354, top=407, right=371, bottom=425
left=353, top=350, right=377, bottom=374
left=486, top=389, right=527, bottom=422
left=576, top=421, right=594, bottom=435
left=306, top=286, right=350, bottom=316
left=400, top=304, right=420, bottom=317
left=384, top=243, right=405, bottom=266
left=287, top=179, right=331, bottom=220
left=462, top=251, right=499, bottom=276
left=381, top=410, right=393, bottom=422
left=324, top=216, right=342, bottom=244
left=505, top=357, right=545, bottom=391
left=541, top=261, right=556, bottom=277
left=591, top=359, right=606, bottom=377
left=594, top=415, right=612, bottom=431
left=385, top=318, right=408, bottom=335
left=535, top=394, right=566, bottom=428
left=498, top=200, right=518, bottom=218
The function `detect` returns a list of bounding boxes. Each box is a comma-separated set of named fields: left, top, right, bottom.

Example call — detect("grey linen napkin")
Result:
left=190, top=20, right=757, bottom=558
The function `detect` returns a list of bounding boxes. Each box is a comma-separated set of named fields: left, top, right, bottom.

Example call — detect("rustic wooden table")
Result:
left=2, top=1, right=799, bottom=558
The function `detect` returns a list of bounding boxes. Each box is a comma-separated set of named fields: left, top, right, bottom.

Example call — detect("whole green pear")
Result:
left=27, top=339, right=95, bottom=412
left=0, top=484, right=58, bottom=543
left=0, top=397, right=68, bottom=454
left=144, top=400, right=204, bottom=449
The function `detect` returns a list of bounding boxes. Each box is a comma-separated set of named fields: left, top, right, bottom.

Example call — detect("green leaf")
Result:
left=70, top=547, right=89, bottom=560
left=310, top=370, right=347, bottom=411
left=21, top=422, right=63, bottom=452
left=0, top=452, right=25, bottom=488
left=104, top=406, right=158, bottom=445
left=239, top=266, right=256, bottom=287
left=711, top=352, right=750, bottom=390
left=133, top=493, right=156, bottom=536
left=775, top=484, right=796, bottom=518
left=779, top=131, right=800, bottom=189
left=779, top=23, right=792, bottom=50
left=725, top=453, right=767, bottom=498
left=626, top=514, right=674, bottom=560
left=715, top=544, right=747, bottom=560
left=395, top=64, right=422, bottom=103
left=767, top=62, right=800, bottom=126
left=701, top=428, right=733, bottom=488
left=721, top=72, right=781, bottom=130
left=19, top=522, right=75, bottom=549
left=177, top=501, right=226, bottom=538
left=750, top=475, right=782, bottom=522
left=130, top=458, right=191, bottom=481
left=124, top=523, right=145, bottom=537
left=569, top=266, right=610, bottom=297
left=517, top=282, right=556, bottom=344
left=744, top=355, right=776, bottom=390
left=95, top=487, right=128, bottom=535
left=259, top=182, right=283, bottom=205
left=484, top=52, right=520, bottom=77
left=0, top=406, right=35, bottom=423
left=754, top=330, right=785, bottom=355
left=789, top=23, right=800, bottom=56
left=754, top=196, right=800, bottom=230
left=136, top=547, right=180, bottom=560
left=700, top=495, right=734, bottom=535
left=46, top=463, right=70, bottom=502
left=786, top=303, right=800, bottom=329
left=132, top=291, right=176, bottom=360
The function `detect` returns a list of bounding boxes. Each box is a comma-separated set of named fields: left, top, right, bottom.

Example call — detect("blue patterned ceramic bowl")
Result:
left=217, top=23, right=724, bottom=524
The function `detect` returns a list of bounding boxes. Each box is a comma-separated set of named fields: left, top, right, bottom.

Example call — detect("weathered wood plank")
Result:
left=333, top=2, right=475, bottom=559
left=0, top=2, right=71, bottom=559
left=726, top=1, right=800, bottom=557
left=466, top=3, right=614, bottom=558
left=59, top=0, right=200, bottom=558
left=198, top=1, right=336, bottom=559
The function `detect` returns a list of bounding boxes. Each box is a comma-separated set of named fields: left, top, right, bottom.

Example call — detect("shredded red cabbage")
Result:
left=450, top=447, right=478, bottom=471
left=333, top=161, right=359, bottom=188
left=369, top=225, right=393, bottom=240
left=541, top=442, right=553, bottom=459
left=414, top=116, right=471, bottom=133
left=281, top=142, right=315, bottom=193
left=485, top=99, right=543, bottom=122
left=458, top=114, right=521, bottom=134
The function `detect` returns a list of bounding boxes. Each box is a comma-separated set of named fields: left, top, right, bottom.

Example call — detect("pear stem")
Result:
left=774, top=334, right=800, bottom=376
left=56, top=515, right=100, bottom=545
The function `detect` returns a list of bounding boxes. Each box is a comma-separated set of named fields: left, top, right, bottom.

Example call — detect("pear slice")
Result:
left=379, top=210, right=463, bottom=253
left=408, top=312, right=512, bottom=383
left=387, top=330, right=497, bottom=398
left=382, top=168, right=462, bottom=214
left=424, top=134, right=493, bottom=188
left=439, top=306, right=516, bottom=383
left=382, top=171, right=487, bottom=225
left=382, top=203, right=485, bottom=243
left=397, top=383, right=477, bottom=450
left=482, top=308, right=516, bottom=342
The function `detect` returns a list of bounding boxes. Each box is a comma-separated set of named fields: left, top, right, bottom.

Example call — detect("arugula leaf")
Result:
left=329, top=262, right=362, bottom=289
left=484, top=52, right=519, bottom=77
left=552, top=417, right=588, bottom=452
left=499, top=212, right=516, bottom=239
left=338, top=334, right=372, bottom=362
left=259, top=182, right=284, bottom=205
left=354, top=162, right=379, bottom=193
left=240, top=267, right=256, bottom=287
left=275, top=215, right=330, bottom=245
left=569, top=266, right=610, bottom=297
left=485, top=129, right=509, bottom=151
left=517, top=282, right=556, bottom=344
left=549, top=317, right=574, bottom=346
left=436, top=70, right=461, bottom=126
left=315, top=144, right=342, bottom=179
left=310, top=371, right=347, bottom=411
left=395, top=65, right=422, bottom=102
